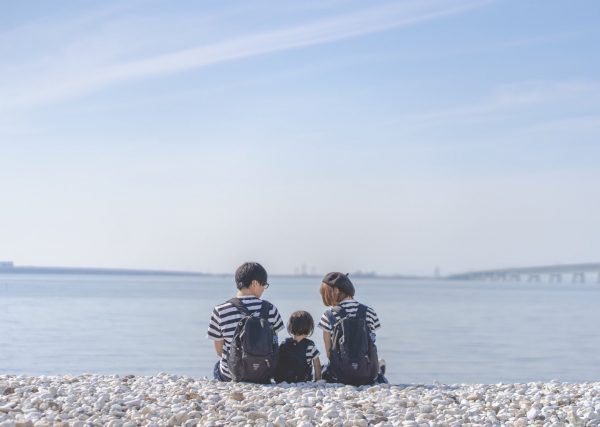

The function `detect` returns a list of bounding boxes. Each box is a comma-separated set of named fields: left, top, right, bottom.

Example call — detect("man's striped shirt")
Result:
left=318, top=299, right=381, bottom=335
left=207, top=295, right=284, bottom=380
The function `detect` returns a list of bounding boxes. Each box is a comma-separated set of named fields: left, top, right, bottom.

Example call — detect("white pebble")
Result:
left=0, top=375, right=597, bottom=427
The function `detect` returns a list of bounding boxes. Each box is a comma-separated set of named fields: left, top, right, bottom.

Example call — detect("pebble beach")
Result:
left=1, top=374, right=599, bottom=426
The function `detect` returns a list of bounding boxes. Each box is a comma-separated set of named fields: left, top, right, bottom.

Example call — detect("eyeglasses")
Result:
left=262, top=282, right=270, bottom=289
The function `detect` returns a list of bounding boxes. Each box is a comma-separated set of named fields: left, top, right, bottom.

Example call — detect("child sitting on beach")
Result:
left=275, top=311, right=321, bottom=383
left=318, top=272, right=387, bottom=385
left=207, top=262, right=284, bottom=383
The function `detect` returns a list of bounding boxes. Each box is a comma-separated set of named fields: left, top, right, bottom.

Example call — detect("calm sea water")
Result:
left=1, top=274, right=599, bottom=384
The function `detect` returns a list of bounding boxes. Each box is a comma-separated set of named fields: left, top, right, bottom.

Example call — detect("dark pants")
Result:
left=213, top=361, right=230, bottom=382
left=213, top=361, right=273, bottom=384
left=321, top=364, right=388, bottom=385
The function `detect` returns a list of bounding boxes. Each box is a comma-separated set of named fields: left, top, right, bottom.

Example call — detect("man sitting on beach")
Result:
left=207, top=262, right=284, bottom=382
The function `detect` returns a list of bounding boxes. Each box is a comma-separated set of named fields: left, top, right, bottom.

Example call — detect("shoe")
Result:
left=378, top=358, right=386, bottom=376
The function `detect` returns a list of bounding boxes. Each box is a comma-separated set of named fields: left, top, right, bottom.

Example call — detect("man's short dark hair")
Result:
left=287, top=311, right=314, bottom=336
left=235, top=262, right=268, bottom=289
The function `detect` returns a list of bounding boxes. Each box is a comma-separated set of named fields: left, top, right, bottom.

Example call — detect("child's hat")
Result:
left=322, top=272, right=355, bottom=296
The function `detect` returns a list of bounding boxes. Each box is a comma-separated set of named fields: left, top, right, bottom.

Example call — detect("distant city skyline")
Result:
left=2, top=1, right=600, bottom=276
left=3, top=259, right=600, bottom=281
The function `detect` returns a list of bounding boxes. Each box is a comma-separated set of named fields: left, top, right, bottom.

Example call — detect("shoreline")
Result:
left=1, top=374, right=599, bottom=426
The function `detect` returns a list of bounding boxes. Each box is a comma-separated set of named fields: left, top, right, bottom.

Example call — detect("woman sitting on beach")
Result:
left=318, top=272, right=387, bottom=385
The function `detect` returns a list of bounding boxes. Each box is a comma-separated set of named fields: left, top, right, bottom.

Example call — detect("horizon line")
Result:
left=0, top=262, right=427, bottom=279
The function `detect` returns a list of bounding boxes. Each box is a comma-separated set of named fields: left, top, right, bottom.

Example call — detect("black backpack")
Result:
left=327, top=304, right=379, bottom=386
left=274, top=338, right=312, bottom=383
left=227, top=298, right=278, bottom=383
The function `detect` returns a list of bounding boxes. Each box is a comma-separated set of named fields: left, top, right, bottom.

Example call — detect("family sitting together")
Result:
left=207, top=262, right=387, bottom=385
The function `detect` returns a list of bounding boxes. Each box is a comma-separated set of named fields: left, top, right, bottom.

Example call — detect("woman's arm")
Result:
left=313, top=357, right=322, bottom=381
left=323, top=331, right=332, bottom=359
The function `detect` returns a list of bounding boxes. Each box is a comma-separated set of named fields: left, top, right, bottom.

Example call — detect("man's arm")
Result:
left=214, top=340, right=224, bottom=357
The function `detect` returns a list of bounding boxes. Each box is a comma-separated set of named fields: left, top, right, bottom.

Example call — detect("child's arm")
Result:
left=313, top=357, right=322, bottom=381
left=323, top=331, right=332, bottom=358
left=214, top=340, right=224, bottom=357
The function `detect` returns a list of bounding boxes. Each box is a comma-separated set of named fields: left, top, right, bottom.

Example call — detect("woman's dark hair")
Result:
left=235, top=262, right=268, bottom=289
left=287, top=311, right=314, bottom=336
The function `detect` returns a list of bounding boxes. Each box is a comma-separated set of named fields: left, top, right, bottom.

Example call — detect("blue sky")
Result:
left=1, top=0, right=599, bottom=275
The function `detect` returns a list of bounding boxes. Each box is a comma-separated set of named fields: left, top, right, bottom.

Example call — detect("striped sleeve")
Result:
left=207, top=307, right=223, bottom=341
left=318, top=311, right=333, bottom=332
left=366, top=307, right=381, bottom=331
left=269, top=303, right=285, bottom=333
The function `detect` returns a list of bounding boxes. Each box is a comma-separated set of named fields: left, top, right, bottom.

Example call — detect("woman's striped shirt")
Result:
left=318, top=298, right=381, bottom=335
left=207, top=295, right=284, bottom=381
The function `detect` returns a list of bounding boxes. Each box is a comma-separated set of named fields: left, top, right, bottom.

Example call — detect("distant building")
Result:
left=0, top=261, right=14, bottom=268
left=351, top=270, right=377, bottom=278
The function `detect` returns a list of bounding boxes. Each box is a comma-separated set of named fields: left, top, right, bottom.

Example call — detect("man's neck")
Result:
left=237, top=289, right=257, bottom=297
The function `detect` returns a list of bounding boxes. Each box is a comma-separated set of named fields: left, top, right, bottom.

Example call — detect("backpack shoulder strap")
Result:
left=279, top=337, right=292, bottom=350
left=298, top=338, right=311, bottom=353
left=282, top=337, right=309, bottom=351
left=228, top=298, right=251, bottom=316
left=356, top=304, right=368, bottom=320
left=326, top=305, right=347, bottom=329
left=335, top=305, right=348, bottom=319
left=259, top=300, right=272, bottom=319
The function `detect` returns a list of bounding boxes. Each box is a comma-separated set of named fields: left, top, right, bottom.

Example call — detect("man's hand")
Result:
left=214, top=340, right=224, bottom=357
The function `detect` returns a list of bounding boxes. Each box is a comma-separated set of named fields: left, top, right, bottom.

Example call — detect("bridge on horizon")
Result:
left=446, top=263, right=600, bottom=283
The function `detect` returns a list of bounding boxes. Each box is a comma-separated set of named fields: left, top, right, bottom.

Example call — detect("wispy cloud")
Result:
left=390, top=80, right=600, bottom=126
left=415, top=32, right=581, bottom=60
left=520, top=114, right=600, bottom=133
left=0, top=0, right=490, bottom=111
left=295, top=79, right=600, bottom=153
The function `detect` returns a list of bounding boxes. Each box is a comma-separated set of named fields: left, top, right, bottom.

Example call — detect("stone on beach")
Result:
left=0, top=374, right=599, bottom=426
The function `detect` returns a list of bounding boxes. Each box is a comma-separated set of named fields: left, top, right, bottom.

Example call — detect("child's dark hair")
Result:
left=287, top=311, right=314, bottom=336
left=235, top=262, right=268, bottom=289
